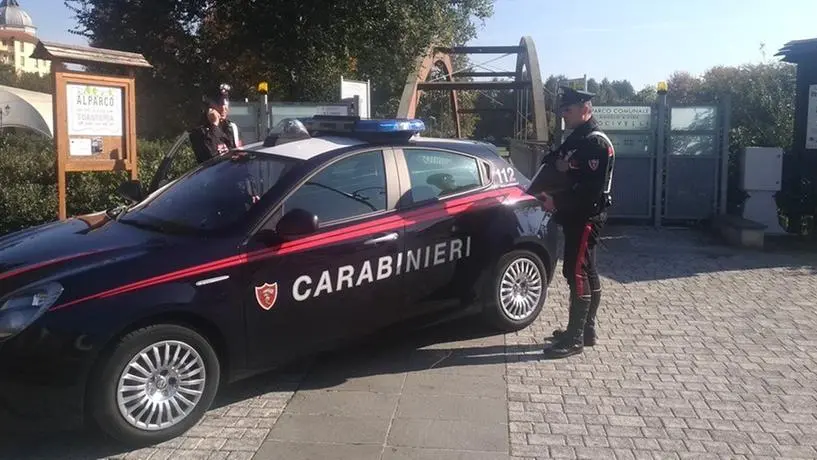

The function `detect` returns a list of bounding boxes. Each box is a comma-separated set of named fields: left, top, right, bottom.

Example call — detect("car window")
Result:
left=402, top=148, right=483, bottom=202
left=119, top=153, right=300, bottom=233
left=282, top=150, right=387, bottom=224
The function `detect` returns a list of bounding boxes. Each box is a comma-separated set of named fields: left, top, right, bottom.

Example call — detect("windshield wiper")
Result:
left=305, top=181, right=377, bottom=211
left=116, top=217, right=169, bottom=233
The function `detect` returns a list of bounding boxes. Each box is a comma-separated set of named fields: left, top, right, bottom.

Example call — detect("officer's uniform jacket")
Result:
left=544, top=116, right=615, bottom=222
left=219, top=119, right=241, bottom=148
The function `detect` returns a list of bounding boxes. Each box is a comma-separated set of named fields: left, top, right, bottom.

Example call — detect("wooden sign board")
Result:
left=54, top=72, right=137, bottom=218
left=30, top=41, right=152, bottom=220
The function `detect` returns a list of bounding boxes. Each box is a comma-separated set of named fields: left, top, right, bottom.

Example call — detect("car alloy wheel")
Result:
left=482, top=249, right=548, bottom=331
left=90, top=324, right=220, bottom=446
left=499, top=256, right=543, bottom=321
left=116, top=340, right=207, bottom=431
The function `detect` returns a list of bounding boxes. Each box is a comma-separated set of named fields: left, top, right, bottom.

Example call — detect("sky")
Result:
left=23, top=0, right=817, bottom=90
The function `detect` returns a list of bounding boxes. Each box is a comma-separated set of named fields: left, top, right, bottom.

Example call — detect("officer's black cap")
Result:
left=558, top=86, right=595, bottom=108
left=203, top=84, right=231, bottom=108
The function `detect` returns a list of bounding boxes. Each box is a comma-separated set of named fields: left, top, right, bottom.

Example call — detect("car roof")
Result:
left=241, top=134, right=500, bottom=162
left=241, top=136, right=368, bottom=160
left=405, top=137, right=502, bottom=158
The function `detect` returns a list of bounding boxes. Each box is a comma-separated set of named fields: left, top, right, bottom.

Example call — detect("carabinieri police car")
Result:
left=0, top=116, right=559, bottom=445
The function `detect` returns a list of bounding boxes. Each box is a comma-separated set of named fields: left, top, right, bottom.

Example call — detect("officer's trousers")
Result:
left=561, top=214, right=605, bottom=301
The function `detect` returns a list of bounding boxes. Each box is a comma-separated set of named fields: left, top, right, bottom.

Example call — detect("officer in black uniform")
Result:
left=214, top=83, right=241, bottom=149
left=536, top=86, right=615, bottom=359
left=189, top=99, right=233, bottom=165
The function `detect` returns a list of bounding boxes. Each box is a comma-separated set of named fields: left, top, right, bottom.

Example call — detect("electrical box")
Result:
left=739, top=147, right=783, bottom=191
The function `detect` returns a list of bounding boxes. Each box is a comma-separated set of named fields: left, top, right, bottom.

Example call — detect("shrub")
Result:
left=0, top=132, right=187, bottom=235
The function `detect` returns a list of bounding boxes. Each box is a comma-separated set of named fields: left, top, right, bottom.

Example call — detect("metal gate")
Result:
left=228, top=102, right=266, bottom=144
left=592, top=97, right=730, bottom=226
left=663, top=105, right=729, bottom=221
left=595, top=105, right=657, bottom=219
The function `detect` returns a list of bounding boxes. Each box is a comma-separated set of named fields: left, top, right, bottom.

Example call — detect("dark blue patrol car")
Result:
left=0, top=116, right=559, bottom=445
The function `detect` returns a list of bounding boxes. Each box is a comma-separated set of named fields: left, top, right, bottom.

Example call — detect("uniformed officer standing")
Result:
left=537, top=86, right=615, bottom=359
left=214, top=83, right=242, bottom=148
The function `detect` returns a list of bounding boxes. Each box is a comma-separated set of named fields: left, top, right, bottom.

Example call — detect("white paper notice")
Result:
left=66, top=84, right=123, bottom=137
left=69, top=138, right=92, bottom=156
left=807, top=84, right=817, bottom=150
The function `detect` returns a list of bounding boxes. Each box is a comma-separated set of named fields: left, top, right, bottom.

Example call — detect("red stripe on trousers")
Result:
left=573, top=223, right=593, bottom=298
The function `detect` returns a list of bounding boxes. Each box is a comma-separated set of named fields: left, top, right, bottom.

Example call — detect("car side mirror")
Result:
left=117, top=180, right=144, bottom=203
left=275, top=208, right=319, bottom=240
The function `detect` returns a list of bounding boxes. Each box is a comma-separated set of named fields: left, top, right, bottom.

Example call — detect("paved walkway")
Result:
left=2, top=226, right=817, bottom=459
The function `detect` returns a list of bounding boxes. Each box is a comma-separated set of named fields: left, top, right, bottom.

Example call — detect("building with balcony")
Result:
left=0, top=0, right=49, bottom=76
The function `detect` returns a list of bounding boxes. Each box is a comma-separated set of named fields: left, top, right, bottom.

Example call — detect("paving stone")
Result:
left=396, top=393, right=508, bottom=424
left=382, top=446, right=512, bottom=460
left=387, top=418, right=509, bottom=452
left=255, top=440, right=382, bottom=460
left=267, top=413, right=387, bottom=445
left=505, top=227, right=817, bottom=460
left=403, top=372, right=508, bottom=399
left=285, top=389, right=399, bottom=419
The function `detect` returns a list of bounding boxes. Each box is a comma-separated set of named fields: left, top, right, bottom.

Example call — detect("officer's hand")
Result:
left=555, top=158, right=569, bottom=172
left=537, top=192, right=556, bottom=212
left=207, top=108, right=220, bottom=125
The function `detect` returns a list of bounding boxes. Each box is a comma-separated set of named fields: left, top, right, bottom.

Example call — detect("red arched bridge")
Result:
left=395, top=36, right=549, bottom=176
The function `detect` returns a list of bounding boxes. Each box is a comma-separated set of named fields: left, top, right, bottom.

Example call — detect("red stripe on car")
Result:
left=0, top=249, right=115, bottom=283
left=50, top=186, right=529, bottom=311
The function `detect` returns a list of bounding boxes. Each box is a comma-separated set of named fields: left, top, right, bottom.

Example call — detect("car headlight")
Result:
left=0, top=282, right=64, bottom=340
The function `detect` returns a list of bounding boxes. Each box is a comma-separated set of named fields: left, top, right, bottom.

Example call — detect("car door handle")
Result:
left=364, top=232, right=399, bottom=245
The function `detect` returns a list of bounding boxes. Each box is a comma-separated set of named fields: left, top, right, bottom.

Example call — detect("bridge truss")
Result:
left=396, top=36, right=549, bottom=150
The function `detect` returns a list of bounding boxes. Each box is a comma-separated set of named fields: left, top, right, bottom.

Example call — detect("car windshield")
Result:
left=118, top=152, right=300, bottom=234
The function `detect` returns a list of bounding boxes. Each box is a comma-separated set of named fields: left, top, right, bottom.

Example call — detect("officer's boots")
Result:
left=552, top=290, right=601, bottom=346
left=543, top=295, right=590, bottom=359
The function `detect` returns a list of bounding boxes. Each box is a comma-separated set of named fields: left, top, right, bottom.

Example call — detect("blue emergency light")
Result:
left=302, top=115, right=425, bottom=136
left=264, top=115, right=426, bottom=147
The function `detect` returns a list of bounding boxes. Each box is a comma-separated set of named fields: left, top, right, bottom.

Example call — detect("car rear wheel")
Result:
left=89, top=324, right=220, bottom=446
left=483, top=249, right=548, bottom=331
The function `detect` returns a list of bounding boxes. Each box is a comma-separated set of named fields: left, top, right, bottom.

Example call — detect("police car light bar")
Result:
left=301, top=115, right=426, bottom=137
left=264, top=116, right=426, bottom=147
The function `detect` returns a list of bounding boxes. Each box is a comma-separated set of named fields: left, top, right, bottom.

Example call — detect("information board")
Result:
left=594, top=106, right=652, bottom=131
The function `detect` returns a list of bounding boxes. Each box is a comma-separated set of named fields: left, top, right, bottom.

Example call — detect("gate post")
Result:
left=718, top=94, right=732, bottom=216
left=653, top=89, right=668, bottom=228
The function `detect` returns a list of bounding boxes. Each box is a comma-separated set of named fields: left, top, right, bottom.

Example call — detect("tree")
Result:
left=631, top=85, right=657, bottom=105
left=64, top=0, right=495, bottom=139
left=697, top=63, right=800, bottom=221
left=665, top=71, right=704, bottom=105
left=0, top=64, right=52, bottom=93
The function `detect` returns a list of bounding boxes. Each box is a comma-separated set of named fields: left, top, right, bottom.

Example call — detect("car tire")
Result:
left=482, top=249, right=548, bottom=331
left=88, top=324, right=221, bottom=446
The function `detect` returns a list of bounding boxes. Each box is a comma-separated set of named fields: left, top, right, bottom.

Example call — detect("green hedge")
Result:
left=0, top=133, right=195, bottom=236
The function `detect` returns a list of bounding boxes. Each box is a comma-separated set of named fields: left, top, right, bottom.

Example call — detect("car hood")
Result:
left=0, top=211, right=165, bottom=294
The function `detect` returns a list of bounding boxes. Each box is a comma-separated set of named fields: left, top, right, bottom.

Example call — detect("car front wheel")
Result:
left=89, top=324, right=220, bottom=446
left=483, top=249, right=548, bottom=331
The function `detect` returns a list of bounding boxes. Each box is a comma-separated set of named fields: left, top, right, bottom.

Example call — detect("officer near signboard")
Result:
left=189, top=99, right=233, bottom=164
left=533, top=86, right=615, bottom=359
left=213, top=83, right=241, bottom=148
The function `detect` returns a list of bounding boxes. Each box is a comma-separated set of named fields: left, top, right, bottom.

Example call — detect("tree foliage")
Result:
left=0, top=64, right=52, bottom=93
left=64, top=0, right=494, bottom=139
